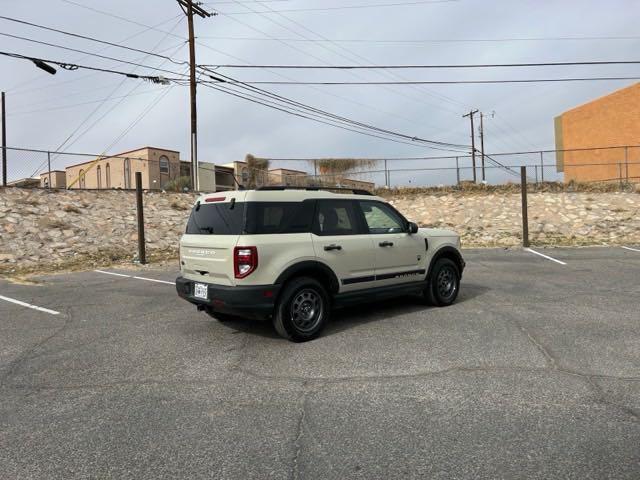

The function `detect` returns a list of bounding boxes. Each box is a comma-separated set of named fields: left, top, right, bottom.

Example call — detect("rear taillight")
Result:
left=234, top=246, right=258, bottom=279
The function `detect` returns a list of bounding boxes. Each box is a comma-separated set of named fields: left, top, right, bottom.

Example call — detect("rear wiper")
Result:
left=195, top=200, right=201, bottom=212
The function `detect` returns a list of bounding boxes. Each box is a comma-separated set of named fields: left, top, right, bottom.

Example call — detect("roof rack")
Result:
left=255, top=185, right=374, bottom=196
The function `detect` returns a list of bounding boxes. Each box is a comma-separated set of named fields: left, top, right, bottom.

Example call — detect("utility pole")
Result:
left=479, top=112, right=486, bottom=182
left=463, top=109, right=479, bottom=183
left=1, top=92, right=6, bottom=187
left=177, top=0, right=211, bottom=192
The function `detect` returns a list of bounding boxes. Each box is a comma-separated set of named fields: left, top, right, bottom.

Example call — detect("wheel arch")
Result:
left=274, top=260, right=340, bottom=295
left=427, top=246, right=465, bottom=280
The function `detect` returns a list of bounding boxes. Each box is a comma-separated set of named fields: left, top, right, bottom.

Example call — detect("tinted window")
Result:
left=185, top=202, right=245, bottom=235
left=245, top=202, right=313, bottom=234
left=313, top=200, right=360, bottom=236
left=360, top=201, right=405, bottom=234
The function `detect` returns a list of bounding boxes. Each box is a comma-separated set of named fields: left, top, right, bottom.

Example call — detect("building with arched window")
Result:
left=63, top=147, right=181, bottom=190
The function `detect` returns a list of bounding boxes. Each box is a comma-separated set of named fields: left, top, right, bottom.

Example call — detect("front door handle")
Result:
left=379, top=241, right=394, bottom=247
left=324, top=244, right=342, bottom=251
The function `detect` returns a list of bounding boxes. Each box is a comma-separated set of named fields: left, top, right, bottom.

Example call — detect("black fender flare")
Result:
left=274, top=260, right=340, bottom=294
left=426, top=246, right=465, bottom=280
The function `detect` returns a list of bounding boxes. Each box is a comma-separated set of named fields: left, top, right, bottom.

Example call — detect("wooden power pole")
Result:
left=177, top=0, right=211, bottom=192
left=1, top=92, right=6, bottom=187
left=479, top=112, right=486, bottom=182
left=463, top=109, right=479, bottom=183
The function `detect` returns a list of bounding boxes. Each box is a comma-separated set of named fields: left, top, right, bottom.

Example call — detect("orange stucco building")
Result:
left=555, top=82, right=640, bottom=183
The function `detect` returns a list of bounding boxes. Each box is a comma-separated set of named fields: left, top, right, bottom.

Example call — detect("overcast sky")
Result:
left=2, top=0, right=639, bottom=185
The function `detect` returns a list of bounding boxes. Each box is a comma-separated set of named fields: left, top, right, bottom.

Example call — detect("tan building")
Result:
left=65, top=147, right=182, bottom=190
left=268, top=168, right=308, bottom=186
left=39, top=170, right=66, bottom=189
left=555, top=82, right=640, bottom=183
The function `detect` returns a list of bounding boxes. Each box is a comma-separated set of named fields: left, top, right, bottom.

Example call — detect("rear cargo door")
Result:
left=180, top=195, right=245, bottom=286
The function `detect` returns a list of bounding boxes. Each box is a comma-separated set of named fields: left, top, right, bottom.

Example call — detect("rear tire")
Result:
left=273, top=277, right=330, bottom=342
left=425, top=258, right=460, bottom=307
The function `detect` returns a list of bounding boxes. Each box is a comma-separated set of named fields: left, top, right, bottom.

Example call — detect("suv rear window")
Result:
left=185, top=203, right=245, bottom=235
left=245, top=201, right=314, bottom=234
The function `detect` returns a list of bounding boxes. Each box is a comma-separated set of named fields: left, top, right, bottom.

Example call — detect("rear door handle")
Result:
left=324, top=244, right=342, bottom=251
left=379, top=241, right=394, bottom=247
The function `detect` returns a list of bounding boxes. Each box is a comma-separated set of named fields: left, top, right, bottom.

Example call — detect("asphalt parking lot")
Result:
left=1, top=246, right=639, bottom=479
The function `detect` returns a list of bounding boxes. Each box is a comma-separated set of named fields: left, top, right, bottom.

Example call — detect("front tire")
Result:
left=425, top=258, right=460, bottom=306
left=273, top=277, right=330, bottom=342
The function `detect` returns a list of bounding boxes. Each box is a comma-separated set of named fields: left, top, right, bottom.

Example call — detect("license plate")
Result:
left=194, top=283, right=208, bottom=300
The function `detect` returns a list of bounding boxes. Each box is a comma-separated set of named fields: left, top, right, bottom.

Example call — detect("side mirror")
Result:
left=408, top=222, right=419, bottom=234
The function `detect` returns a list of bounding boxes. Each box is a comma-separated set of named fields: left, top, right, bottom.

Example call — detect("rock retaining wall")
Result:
left=1, top=188, right=639, bottom=274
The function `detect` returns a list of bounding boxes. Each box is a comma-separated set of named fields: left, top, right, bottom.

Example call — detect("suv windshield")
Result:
left=185, top=202, right=245, bottom=235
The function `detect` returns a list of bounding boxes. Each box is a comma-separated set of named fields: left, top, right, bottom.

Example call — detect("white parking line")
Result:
left=0, top=295, right=60, bottom=315
left=524, top=248, right=567, bottom=265
left=94, top=269, right=174, bottom=285
left=94, top=270, right=131, bottom=278
left=621, top=246, right=640, bottom=253
left=132, top=276, right=175, bottom=285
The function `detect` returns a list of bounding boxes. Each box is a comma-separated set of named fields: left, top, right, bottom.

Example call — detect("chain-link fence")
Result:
left=1, top=145, right=639, bottom=192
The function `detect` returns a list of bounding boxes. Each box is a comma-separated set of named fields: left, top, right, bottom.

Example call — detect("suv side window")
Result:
left=359, top=201, right=406, bottom=234
left=313, top=200, right=361, bottom=236
left=245, top=201, right=314, bottom=234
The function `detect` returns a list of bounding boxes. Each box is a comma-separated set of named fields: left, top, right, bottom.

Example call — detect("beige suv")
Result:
left=176, top=186, right=464, bottom=342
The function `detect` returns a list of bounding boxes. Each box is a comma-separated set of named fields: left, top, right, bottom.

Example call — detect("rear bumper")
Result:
left=175, top=276, right=279, bottom=320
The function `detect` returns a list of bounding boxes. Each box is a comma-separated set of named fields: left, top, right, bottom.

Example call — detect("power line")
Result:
left=206, top=60, right=640, bottom=69
left=209, top=0, right=458, bottom=14
left=199, top=68, right=471, bottom=150
left=200, top=81, right=464, bottom=151
left=0, top=32, right=188, bottom=78
left=0, top=50, right=177, bottom=83
left=205, top=76, right=640, bottom=85
left=218, top=0, right=463, bottom=122
left=195, top=34, right=640, bottom=44
left=0, top=15, right=186, bottom=66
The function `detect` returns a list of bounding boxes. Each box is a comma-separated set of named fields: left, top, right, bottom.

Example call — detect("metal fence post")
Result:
left=47, top=151, right=52, bottom=189
left=135, top=172, right=146, bottom=264
left=384, top=159, right=389, bottom=187
left=625, top=146, right=629, bottom=182
left=540, top=151, right=544, bottom=183
left=455, top=156, right=460, bottom=185
left=618, top=162, right=623, bottom=190
left=520, top=166, right=530, bottom=248
left=534, top=165, right=538, bottom=185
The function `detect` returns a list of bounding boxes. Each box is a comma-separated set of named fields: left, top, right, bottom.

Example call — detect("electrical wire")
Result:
left=218, top=0, right=464, bottom=117
left=200, top=81, right=462, bottom=150
left=0, top=50, right=176, bottom=83
left=0, top=32, right=188, bottom=78
left=207, top=60, right=640, bottom=69
left=209, top=0, right=458, bottom=14
left=199, top=68, right=471, bottom=150
left=204, top=76, right=640, bottom=85
left=195, top=34, right=640, bottom=44
left=0, top=14, right=187, bottom=66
